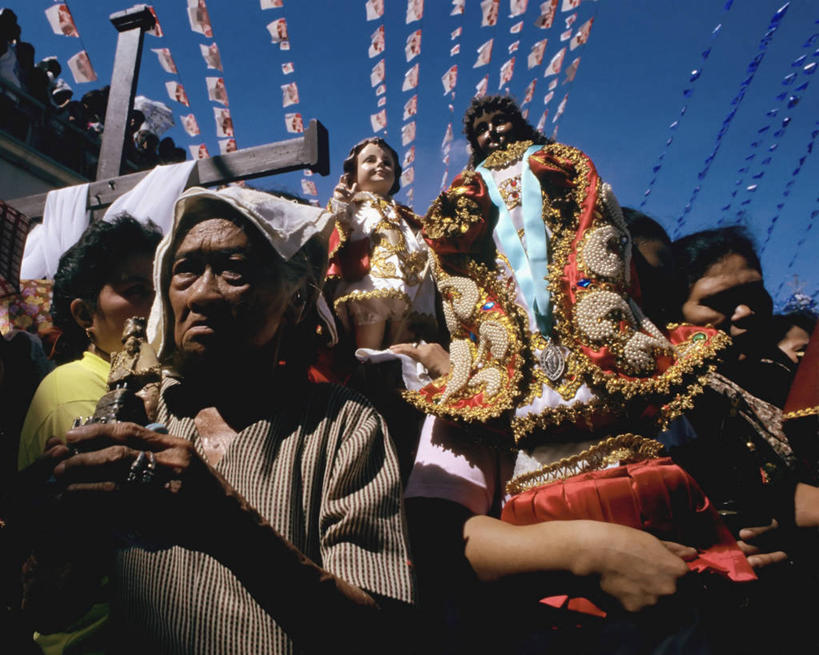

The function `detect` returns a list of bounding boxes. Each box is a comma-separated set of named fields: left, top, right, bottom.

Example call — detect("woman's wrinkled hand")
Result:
left=47, top=422, right=231, bottom=550
left=390, top=342, right=450, bottom=378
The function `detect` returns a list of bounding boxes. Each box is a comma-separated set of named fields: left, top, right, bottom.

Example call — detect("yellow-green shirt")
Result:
left=17, top=351, right=110, bottom=655
left=18, top=351, right=109, bottom=471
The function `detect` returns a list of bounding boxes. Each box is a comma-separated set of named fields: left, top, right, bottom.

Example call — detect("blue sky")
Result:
left=9, top=0, right=819, bottom=308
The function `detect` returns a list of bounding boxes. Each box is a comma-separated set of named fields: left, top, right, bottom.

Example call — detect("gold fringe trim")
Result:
left=505, top=433, right=664, bottom=495
left=333, top=287, right=410, bottom=315
left=783, top=406, right=819, bottom=420
left=481, top=140, right=534, bottom=170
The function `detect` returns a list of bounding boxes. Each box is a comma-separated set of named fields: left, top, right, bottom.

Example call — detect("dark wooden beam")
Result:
left=96, top=4, right=155, bottom=180
left=8, top=119, right=330, bottom=220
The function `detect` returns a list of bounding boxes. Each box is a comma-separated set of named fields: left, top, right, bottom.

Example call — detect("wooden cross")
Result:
left=8, top=4, right=329, bottom=221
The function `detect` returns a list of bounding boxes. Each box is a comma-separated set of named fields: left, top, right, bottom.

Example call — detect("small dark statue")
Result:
left=87, top=317, right=161, bottom=425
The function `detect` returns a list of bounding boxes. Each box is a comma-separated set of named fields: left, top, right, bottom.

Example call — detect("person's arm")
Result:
left=50, top=417, right=412, bottom=654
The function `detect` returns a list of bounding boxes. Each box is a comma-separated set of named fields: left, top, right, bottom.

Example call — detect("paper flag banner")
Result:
left=260, top=0, right=284, bottom=8
left=214, top=107, right=234, bottom=137
left=406, top=30, right=422, bottom=62
left=67, top=51, right=97, bottom=83
left=522, top=79, right=537, bottom=104
left=190, top=144, right=210, bottom=160
left=561, top=0, right=580, bottom=10
left=528, top=39, right=548, bottom=69
left=301, top=179, right=318, bottom=196
left=406, top=0, right=424, bottom=24
left=553, top=93, right=568, bottom=122
left=499, top=57, right=515, bottom=88
left=451, top=0, right=465, bottom=15
left=509, top=41, right=520, bottom=54
left=442, top=122, right=453, bottom=146
left=475, top=74, right=489, bottom=97
left=442, top=65, right=458, bottom=94
left=165, top=81, right=189, bottom=106
left=147, top=7, right=163, bottom=37
left=200, top=43, right=223, bottom=71
left=403, top=63, right=419, bottom=90
left=181, top=113, right=200, bottom=136
left=267, top=18, right=289, bottom=49
left=451, top=44, right=461, bottom=56
left=543, top=90, right=554, bottom=104
left=451, top=27, right=462, bottom=40
left=510, top=0, right=528, bottom=17
left=366, top=0, right=385, bottom=21
left=474, top=39, right=494, bottom=68
left=510, top=21, right=523, bottom=33
left=369, top=25, right=385, bottom=58
left=535, top=0, right=558, bottom=29
left=536, top=109, right=548, bottom=131
left=281, top=81, right=299, bottom=107
left=377, top=96, right=386, bottom=107
left=376, top=84, right=386, bottom=96
left=44, top=4, right=79, bottom=38
left=152, top=48, right=178, bottom=74
left=371, top=108, right=387, bottom=132
left=400, top=166, right=415, bottom=186
left=564, top=56, right=580, bottom=82
left=544, top=47, right=566, bottom=76
left=403, top=146, right=415, bottom=167
left=188, top=4, right=213, bottom=38
left=371, top=59, right=385, bottom=87
left=218, top=138, right=237, bottom=155
left=480, top=0, right=499, bottom=27
left=281, top=62, right=294, bottom=75
left=402, top=121, right=416, bottom=146
left=404, top=94, right=418, bottom=120
left=206, top=77, right=229, bottom=106
left=548, top=78, right=558, bottom=90
left=565, top=12, right=577, bottom=28
left=285, top=112, right=304, bottom=133
left=570, top=18, right=593, bottom=50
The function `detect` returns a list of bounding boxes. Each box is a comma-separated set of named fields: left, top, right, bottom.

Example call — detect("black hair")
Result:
left=769, top=311, right=817, bottom=344
left=671, top=226, right=762, bottom=300
left=622, top=207, right=671, bottom=246
left=51, top=214, right=162, bottom=362
left=462, top=95, right=550, bottom=168
left=341, top=137, right=402, bottom=196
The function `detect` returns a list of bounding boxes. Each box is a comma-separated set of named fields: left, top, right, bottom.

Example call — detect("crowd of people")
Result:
left=0, top=8, right=186, bottom=178
left=0, top=93, right=816, bottom=655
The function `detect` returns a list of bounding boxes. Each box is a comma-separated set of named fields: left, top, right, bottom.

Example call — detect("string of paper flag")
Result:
left=672, top=2, right=791, bottom=237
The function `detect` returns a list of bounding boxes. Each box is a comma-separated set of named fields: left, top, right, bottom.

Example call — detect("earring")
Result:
left=84, top=327, right=94, bottom=341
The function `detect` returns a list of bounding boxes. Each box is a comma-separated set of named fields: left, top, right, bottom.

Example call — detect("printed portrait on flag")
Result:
left=480, top=0, right=499, bottom=27
left=44, top=4, right=79, bottom=38
left=67, top=51, right=97, bottom=84
left=200, top=43, right=223, bottom=71
left=218, top=138, right=237, bottom=155
left=281, top=82, right=300, bottom=107
left=207, top=77, right=229, bottom=106
left=152, top=48, right=178, bottom=74
left=214, top=107, right=234, bottom=137
left=181, top=114, right=200, bottom=137
left=405, top=30, right=422, bottom=62
left=166, top=81, right=190, bottom=107
left=285, top=112, right=304, bottom=133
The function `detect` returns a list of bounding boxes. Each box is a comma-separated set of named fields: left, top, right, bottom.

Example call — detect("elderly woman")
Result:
left=32, top=187, right=414, bottom=654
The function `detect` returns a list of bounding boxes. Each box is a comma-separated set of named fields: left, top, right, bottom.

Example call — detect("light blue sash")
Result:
left=476, top=144, right=552, bottom=334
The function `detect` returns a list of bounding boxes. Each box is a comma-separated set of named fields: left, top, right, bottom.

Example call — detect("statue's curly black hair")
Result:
left=462, top=95, right=550, bottom=168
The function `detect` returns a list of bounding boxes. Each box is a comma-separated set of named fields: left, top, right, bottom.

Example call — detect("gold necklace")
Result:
left=481, top=140, right=534, bottom=170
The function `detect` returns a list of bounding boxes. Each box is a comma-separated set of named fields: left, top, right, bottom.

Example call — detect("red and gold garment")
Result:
left=406, top=141, right=729, bottom=447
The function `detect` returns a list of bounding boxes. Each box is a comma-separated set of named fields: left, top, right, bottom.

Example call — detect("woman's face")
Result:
left=355, top=143, right=396, bottom=197
left=168, top=218, right=293, bottom=369
left=90, top=253, right=155, bottom=356
left=681, top=253, right=772, bottom=355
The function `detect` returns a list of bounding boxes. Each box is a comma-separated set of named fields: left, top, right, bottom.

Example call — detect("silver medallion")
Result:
left=539, top=341, right=566, bottom=383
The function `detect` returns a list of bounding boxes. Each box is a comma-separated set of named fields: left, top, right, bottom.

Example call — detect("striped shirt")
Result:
left=111, top=376, right=415, bottom=654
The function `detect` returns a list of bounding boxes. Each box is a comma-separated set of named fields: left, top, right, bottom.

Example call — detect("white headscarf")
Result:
left=147, top=186, right=336, bottom=359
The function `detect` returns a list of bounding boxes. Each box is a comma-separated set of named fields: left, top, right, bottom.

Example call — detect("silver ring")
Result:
left=126, top=451, right=157, bottom=485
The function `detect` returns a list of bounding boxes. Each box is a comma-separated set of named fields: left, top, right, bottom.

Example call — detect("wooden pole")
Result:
left=96, top=4, right=156, bottom=181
